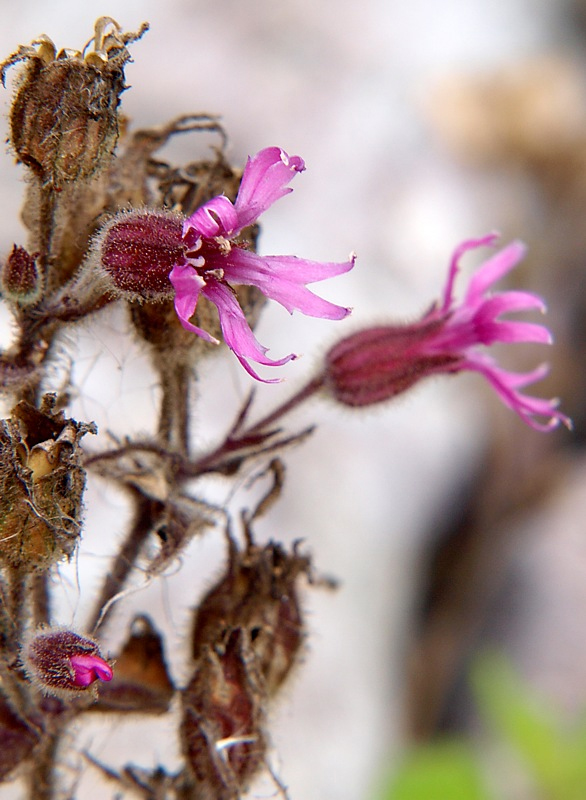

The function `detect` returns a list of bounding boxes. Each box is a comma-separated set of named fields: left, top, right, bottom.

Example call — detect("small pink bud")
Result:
left=69, top=654, right=114, bottom=687
left=1, top=245, right=42, bottom=305
left=97, top=211, right=185, bottom=298
left=22, top=628, right=112, bottom=696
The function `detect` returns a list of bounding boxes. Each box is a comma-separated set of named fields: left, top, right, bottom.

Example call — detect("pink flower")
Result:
left=99, top=147, right=354, bottom=381
left=325, top=233, right=571, bottom=431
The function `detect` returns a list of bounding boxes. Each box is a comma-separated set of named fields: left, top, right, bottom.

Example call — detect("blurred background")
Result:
left=0, top=0, right=585, bottom=798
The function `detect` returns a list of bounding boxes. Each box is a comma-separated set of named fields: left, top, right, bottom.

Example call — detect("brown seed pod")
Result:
left=0, top=394, right=96, bottom=571
left=1, top=18, right=148, bottom=188
left=191, top=537, right=311, bottom=696
left=181, top=627, right=267, bottom=800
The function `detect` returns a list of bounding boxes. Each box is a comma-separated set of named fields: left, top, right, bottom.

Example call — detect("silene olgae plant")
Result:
left=0, top=17, right=571, bottom=800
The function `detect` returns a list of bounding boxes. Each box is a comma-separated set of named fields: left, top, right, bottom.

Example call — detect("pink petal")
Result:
left=233, top=147, right=305, bottom=233
left=69, top=654, right=113, bottom=687
left=463, top=353, right=571, bottom=431
left=478, top=290, right=547, bottom=317
left=476, top=319, right=553, bottom=345
left=465, top=240, right=527, bottom=303
left=441, top=232, right=499, bottom=312
left=221, top=248, right=354, bottom=319
left=202, top=278, right=296, bottom=382
left=169, top=264, right=219, bottom=343
left=184, top=196, right=239, bottom=238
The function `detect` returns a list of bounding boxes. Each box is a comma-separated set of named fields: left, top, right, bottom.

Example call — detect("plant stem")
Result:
left=31, top=572, right=51, bottom=627
left=245, top=374, right=325, bottom=436
left=155, top=354, right=191, bottom=457
left=27, top=731, right=60, bottom=800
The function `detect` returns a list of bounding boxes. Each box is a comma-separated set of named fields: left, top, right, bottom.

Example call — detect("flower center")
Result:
left=184, top=235, right=231, bottom=281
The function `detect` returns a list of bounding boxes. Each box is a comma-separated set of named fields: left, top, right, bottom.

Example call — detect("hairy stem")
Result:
left=7, top=566, right=30, bottom=651
left=245, top=374, right=325, bottom=435
left=155, top=354, right=191, bottom=457
left=27, top=731, right=60, bottom=800
left=31, top=572, right=51, bottom=627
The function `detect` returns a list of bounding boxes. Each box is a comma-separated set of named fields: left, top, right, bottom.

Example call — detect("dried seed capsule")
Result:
left=1, top=245, right=42, bottom=306
left=192, top=539, right=311, bottom=696
left=181, top=627, right=266, bottom=799
left=21, top=628, right=112, bottom=697
left=0, top=395, right=96, bottom=571
left=1, top=18, right=148, bottom=187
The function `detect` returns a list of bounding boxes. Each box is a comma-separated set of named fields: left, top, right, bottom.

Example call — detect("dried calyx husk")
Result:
left=0, top=393, right=96, bottom=571
left=182, top=626, right=267, bottom=800
left=191, top=535, right=311, bottom=694
left=0, top=18, right=148, bottom=294
left=181, top=533, right=313, bottom=797
left=1, top=17, right=148, bottom=188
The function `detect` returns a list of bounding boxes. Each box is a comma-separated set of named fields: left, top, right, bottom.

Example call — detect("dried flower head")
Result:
left=192, top=538, right=311, bottom=695
left=22, top=628, right=112, bottom=696
left=182, top=627, right=266, bottom=797
left=95, top=147, right=355, bottom=380
left=0, top=396, right=96, bottom=571
left=1, top=17, right=148, bottom=187
left=325, top=234, right=571, bottom=431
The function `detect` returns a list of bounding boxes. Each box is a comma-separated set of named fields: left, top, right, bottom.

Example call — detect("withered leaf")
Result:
left=93, top=615, right=175, bottom=714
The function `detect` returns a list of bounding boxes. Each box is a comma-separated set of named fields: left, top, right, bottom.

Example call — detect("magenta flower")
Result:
left=99, top=147, right=354, bottom=381
left=22, top=628, right=113, bottom=695
left=325, top=233, right=571, bottom=431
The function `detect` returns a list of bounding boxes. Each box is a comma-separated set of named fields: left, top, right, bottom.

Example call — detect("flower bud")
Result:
left=1, top=245, right=42, bottom=306
left=22, top=628, right=112, bottom=696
